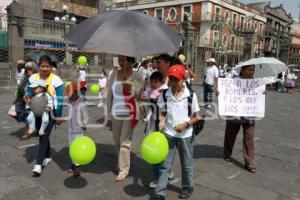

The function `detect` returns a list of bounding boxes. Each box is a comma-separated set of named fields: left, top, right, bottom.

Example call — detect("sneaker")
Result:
left=32, top=165, right=42, bottom=177
left=168, top=171, right=175, bottom=180
left=149, top=194, right=165, bottom=200
left=179, top=187, right=193, bottom=199
left=67, top=164, right=75, bottom=173
left=28, top=128, right=35, bottom=135
left=73, top=165, right=80, bottom=177
left=204, top=105, right=212, bottom=109
left=38, top=128, right=45, bottom=136
left=42, top=158, right=52, bottom=167
left=149, top=179, right=158, bottom=189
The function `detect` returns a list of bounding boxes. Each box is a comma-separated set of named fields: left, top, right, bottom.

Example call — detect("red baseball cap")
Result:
left=168, top=64, right=186, bottom=80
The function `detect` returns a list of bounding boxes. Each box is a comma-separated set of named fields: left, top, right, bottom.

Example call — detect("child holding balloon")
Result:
left=150, top=65, right=200, bottom=200
left=64, top=82, right=88, bottom=177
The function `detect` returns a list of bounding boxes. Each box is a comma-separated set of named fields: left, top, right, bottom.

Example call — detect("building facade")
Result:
left=289, top=23, right=300, bottom=67
left=249, top=2, right=293, bottom=64
left=114, top=0, right=266, bottom=71
left=5, top=0, right=101, bottom=63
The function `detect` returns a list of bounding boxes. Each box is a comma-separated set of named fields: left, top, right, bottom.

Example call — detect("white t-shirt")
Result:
left=157, top=85, right=200, bottom=138
left=78, top=70, right=86, bottom=82
left=28, top=74, right=63, bottom=88
left=205, top=65, right=219, bottom=85
left=98, top=77, right=107, bottom=88
left=138, top=66, right=151, bottom=80
left=16, top=69, right=25, bottom=85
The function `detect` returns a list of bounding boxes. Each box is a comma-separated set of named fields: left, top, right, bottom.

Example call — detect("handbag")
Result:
left=8, top=105, right=17, bottom=118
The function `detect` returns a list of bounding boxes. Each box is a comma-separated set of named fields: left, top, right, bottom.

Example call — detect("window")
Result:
left=248, top=19, right=252, bottom=30
left=213, top=31, right=219, bottom=48
left=254, top=22, right=257, bottom=31
left=260, top=23, right=263, bottom=34
left=222, top=34, right=228, bottom=48
left=240, top=16, right=245, bottom=31
left=143, top=10, right=149, bottom=15
left=230, top=36, right=235, bottom=50
left=168, top=8, right=177, bottom=21
left=155, top=8, right=163, bottom=21
left=225, top=11, right=230, bottom=22
left=182, top=5, right=192, bottom=21
left=232, top=13, right=237, bottom=28
left=215, top=7, right=221, bottom=21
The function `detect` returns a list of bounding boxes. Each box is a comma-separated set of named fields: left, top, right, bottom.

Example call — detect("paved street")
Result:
left=0, top=85, right=299, bottom=200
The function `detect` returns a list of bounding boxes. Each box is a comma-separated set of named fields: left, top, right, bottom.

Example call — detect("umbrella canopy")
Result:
left=65, top=10, right=182, bottom=57
left=234, top=57, right=288, bottom=78
left=25, top=50, right=58, bottom=64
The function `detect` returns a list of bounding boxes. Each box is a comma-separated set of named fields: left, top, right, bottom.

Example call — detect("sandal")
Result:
left=224, top=157, right=232, bottom=162
left=245, top=164, right=256, bottom=173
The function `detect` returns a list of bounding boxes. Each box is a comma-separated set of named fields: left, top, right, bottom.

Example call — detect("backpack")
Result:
left=162, top=85, right=205, bottom=137
left=30, top=73, right=56, bottom=117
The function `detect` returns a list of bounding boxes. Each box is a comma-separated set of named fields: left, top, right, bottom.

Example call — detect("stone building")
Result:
left=249, top=2, right=293, bottom=63
left=6, top=0, right=101, bottom=64
left=289, top=23, right=300, bottom=67
left=114, top=0, right=266, bottom=75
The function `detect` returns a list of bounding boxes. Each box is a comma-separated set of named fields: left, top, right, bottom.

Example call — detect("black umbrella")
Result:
left=25, top=50, right=58, bottom=64
left=65, top=10, right=182, bottom=57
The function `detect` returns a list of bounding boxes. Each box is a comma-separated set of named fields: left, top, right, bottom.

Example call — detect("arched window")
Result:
left=168, top=7, right=177, bottom=21
left=222, top=34, right=228, bottom=48
left=143, top=10, right=149, bottom=15
left=225, top=11, right=230, bottom=22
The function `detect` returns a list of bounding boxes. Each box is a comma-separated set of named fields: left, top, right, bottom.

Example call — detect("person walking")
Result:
left=64, top=82, right=88, bottom=177
left=150, top=64, right=200, bottom=200
left=203, top=58, right=218, bottom=108
left=25, top=55, right=64, bottom=177
left=286, top=70, right=298, bottom=94
left=106, top=55, right=144, bottom=181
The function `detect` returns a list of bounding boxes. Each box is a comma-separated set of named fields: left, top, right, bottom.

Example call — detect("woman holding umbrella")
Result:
left=106, top=55, right=144, bottom=181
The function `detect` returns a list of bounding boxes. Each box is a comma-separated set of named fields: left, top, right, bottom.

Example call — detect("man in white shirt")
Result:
left=204, top=58, right=218, bottom=108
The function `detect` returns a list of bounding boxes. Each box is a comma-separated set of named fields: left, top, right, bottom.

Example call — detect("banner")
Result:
left=218, top=78, right=266, bottom=117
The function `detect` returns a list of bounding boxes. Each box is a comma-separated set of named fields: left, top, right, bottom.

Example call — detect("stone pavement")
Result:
left=0, top=85, right=299, bottom=200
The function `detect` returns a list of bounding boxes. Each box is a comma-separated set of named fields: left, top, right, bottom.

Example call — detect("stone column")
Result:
left=6, top=2, right=25, bottom=62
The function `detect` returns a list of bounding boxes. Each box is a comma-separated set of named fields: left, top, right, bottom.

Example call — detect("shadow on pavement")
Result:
left=123, top=154, right=153, bottom=197
left=64, top=176, right=88, bottom=189
left=194, top=144, right=224, bottom=159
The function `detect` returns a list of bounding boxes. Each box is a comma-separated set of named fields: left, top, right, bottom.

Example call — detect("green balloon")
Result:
left=77, top=56, right=88, bottom=65
left=69, top=136, right=96, bottom=165
left=90, top=84, right=100, bottom=94
left=141, top=131, right=169, bottom=164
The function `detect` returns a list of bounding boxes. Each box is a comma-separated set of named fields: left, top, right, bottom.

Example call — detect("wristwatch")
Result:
left=185, top=122, right=190, bottom=128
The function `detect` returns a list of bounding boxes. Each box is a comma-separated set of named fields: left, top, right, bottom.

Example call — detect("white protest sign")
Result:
left=218, top=78, right=266, bottom=117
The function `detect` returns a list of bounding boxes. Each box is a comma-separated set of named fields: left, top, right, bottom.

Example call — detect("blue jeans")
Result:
left=204, top=83, right=214, bottom=104
left=35, top=116, right=55, bottom=165
left=154, top=135, right=194, bottom=197
left=27, top=111, right=49, bottom=131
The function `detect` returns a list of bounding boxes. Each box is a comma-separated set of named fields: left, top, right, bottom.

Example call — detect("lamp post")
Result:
left=54, top=4, right=76, bottom=65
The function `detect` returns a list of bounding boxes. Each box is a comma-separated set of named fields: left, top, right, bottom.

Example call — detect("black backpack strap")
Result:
left=162, top=89, right=168, bottom=111
left=186, top=83, right=194, bottom=117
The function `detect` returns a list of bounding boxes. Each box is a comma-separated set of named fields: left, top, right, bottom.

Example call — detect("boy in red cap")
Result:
left=150, top=65, right=200, bottom=200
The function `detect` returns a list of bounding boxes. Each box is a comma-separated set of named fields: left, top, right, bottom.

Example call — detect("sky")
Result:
left=240, top=0, right=299, bottom=18
left=0, top=0, right=12, bottom=13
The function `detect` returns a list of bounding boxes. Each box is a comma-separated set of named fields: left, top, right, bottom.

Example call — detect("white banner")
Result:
left=218, top=78, right=266, bottom=118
